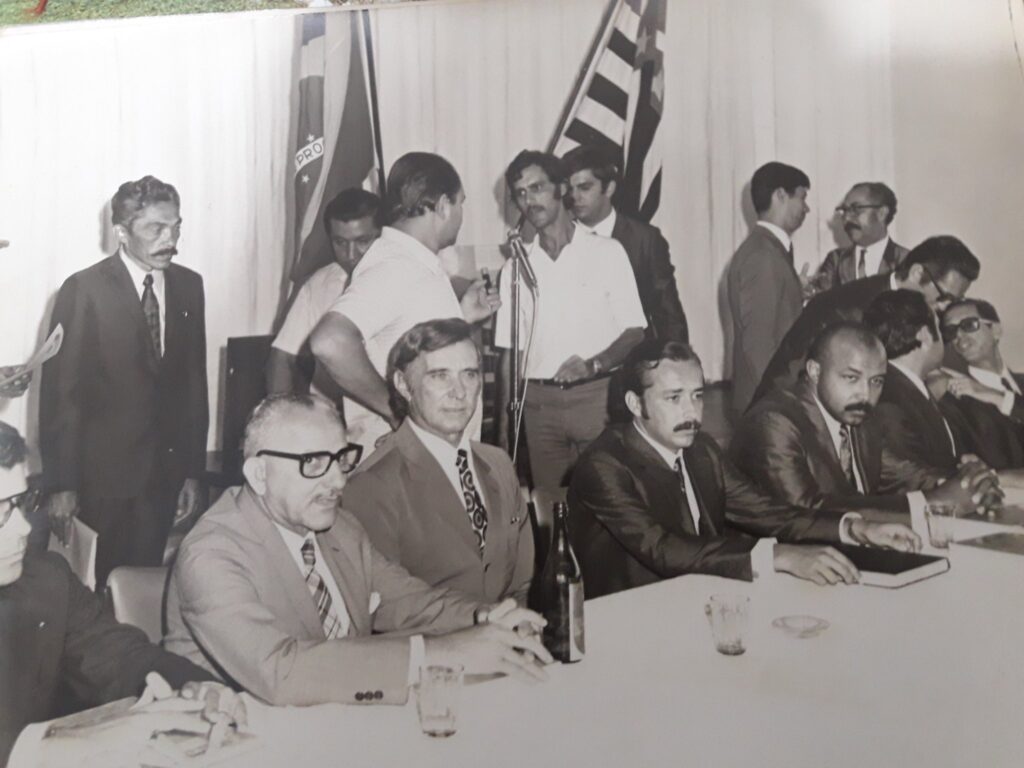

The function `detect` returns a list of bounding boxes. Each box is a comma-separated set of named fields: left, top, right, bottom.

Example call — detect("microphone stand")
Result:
left=505, top=225, right=538, bottom=463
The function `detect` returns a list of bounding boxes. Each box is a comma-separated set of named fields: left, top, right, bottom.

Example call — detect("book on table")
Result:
left=829, top=543, right=950, bottom=588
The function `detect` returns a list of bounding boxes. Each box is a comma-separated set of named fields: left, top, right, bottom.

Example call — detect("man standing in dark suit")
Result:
left=567, top=339, right=919, bottom=599
left=731, top=322, right=997, bottom=531
left=812, top=182, right=909, bottom=293
left=562, top=145, right=688, bottom=342
left=726, top=162, right=810, bottom=415
left=344, top=319, right=534, bottom=605
left=40, top=176, right=208, bottom=589
left=752, top=235, right=980, bottom=405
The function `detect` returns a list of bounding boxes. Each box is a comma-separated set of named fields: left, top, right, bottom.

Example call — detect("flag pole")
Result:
left=361, top=9, right=387, bottom=195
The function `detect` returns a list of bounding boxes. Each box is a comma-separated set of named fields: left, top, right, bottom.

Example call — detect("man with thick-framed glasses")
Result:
left=164, top=393, right=550, bottom=708
left=812, top=182, right=909, bottom=293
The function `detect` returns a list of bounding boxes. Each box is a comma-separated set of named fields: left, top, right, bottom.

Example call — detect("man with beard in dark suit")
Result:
left=752, top=235, right=980, bottom=406
left=40, top=176, right=208, bottom=590
left=562, top=144, right=688, bottom=343
left=567, top=339, right=919, bottom=599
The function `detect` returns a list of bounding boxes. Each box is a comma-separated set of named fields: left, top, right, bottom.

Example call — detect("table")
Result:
left=231, top=516, right=1024, bottom=768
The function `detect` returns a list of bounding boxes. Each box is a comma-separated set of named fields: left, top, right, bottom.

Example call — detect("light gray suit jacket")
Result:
left=345, top=421, right=534, bottom=605
left=164, top=485, right=478, bottom=706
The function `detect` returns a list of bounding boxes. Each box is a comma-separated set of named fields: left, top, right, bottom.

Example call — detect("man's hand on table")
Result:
left=848, top=519, right=921, bottom=552
left=773, top=543, right=860, bottom=586
left=927, top=459, right=1004, bottom=514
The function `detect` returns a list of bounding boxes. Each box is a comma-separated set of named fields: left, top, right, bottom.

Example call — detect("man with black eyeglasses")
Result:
left=812, top=182, right=909, bottom=294
left=751, top=235, right=980, bottom=406
left=164, top=393, right=551, bottom=708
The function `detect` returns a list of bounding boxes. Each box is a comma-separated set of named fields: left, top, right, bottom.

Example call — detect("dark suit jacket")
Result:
left=751, top=273, right=892, bottom=407
left=611, top=213, right=688, bottom=342
left=344, top=421, right=534, bottom=605
left=164, top=485, right=478, bottom=707
left=726, top=226, right=804, bottom=413
left=0, top=553, right=210, bottom=764
left=566, top=424, right=844, bottom=599
left=939, top=393, right=1024, bottom=470
left=730, top=378, right=945, bottom=521
left=814, top=239, right=908, bottom=292
left=40, top=255, right=208, bottom=499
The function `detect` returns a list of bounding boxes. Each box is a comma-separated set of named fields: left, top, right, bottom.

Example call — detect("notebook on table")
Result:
left=830, top=544, right=950, bottom=588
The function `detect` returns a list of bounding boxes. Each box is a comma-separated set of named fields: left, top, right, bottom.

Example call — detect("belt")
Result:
left=526, top=372, right=612, bottom=390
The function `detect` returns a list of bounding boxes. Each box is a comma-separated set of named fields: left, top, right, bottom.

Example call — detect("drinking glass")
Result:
left=416, top=665, right=464, bottom=738
left=704, top=594, right=750, bottom=656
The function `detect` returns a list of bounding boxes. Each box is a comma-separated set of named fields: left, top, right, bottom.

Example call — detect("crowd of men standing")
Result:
left=2, top=147, right=1022, bottom=763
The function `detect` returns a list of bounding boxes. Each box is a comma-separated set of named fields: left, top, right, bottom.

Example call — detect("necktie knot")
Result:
left=673, top=456, right=685, bottom=488
left=301, top=538, right=316, bottom=569
left=143, top=273, right=154, bottom=289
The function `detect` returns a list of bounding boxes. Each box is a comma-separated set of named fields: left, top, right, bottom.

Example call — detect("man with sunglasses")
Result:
left=812, top=182, right=908, bottom=293
left=164, top=394, right=550, bottom=708
left=751, top=235, right=980, bottom=407
left=345, top=319, right=534, bottom=605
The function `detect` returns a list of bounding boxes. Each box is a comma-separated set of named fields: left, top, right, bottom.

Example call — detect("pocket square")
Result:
left=369, top=591, right=381, bottom=614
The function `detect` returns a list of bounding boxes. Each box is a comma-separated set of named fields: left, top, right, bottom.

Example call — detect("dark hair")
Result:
left=505, top=150, right=567, bottom=193
left=322, top=188, right=382, bottom=232
left=943, top=297, right=1000, bottom=324
left=863, top=290, right=938, bottom=359
left=750, top=162, right=810, bottom=215
left=807, top=321, right=884, bottom=365
left=111, top=176, right=180, bottom=227
left=622, top=339, right=703, bottom=399
left=560, top=145, right=619, bottom=190
left=243, top=393, right=340, bottom=458
left=895, top=235, right=980, bottom=283
left=851, top=182, right=898, bottom=225
left=0, top=420, right=27, bottom=469
left=383, top=152, right=462, bottom=225
left=386, top=318, right=480, bottom=421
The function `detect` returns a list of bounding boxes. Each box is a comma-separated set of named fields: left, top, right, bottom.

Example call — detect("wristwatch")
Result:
left=473, top=606, right=490, bottom=626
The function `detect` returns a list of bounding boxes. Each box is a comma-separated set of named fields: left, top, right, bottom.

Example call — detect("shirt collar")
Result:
left=969, top=364, right=1019, bottom=393
left=378, top=226, right=447, bottom=276
left=890, top=360, right=931, bottom=400
left=271, top=519, right=314, bottom=555
left=889, top=272, right=900, bottom=291
left=119, top=248, right=164, bottom=289
left=633, top=421, right=681, bottom=470
left=407, top=418, right=471, bottom=466
left=757, top=221, right=791, bottom=252
left=585, top=208, right=617, bottom=238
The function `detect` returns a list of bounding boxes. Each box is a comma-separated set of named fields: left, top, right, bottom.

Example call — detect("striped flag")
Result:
left=551, top=0, right=666, bottom=222
left=290, top=11, right=384, bottom=286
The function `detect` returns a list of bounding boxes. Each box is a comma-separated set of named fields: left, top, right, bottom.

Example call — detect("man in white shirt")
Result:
left=345, top=319, right=534, bottom=605
left=495, top=150, right=647, bottom=491
left=310, top=153, right=499, bottom=449
left=267, top=189, right=382, bottom=397
left=813, top=182, right=909, bottom=293
left=164, top=393, right=550, bottom=707
left=567, top=339, right=920, bottom=599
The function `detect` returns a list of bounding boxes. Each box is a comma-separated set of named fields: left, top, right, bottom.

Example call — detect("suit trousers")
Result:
left=523, top=377, right=610, bottom=490
left=79, top=468, right=181, bottom=590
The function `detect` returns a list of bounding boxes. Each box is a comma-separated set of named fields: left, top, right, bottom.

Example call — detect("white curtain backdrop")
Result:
left=0, top=0, right=897, bottom=454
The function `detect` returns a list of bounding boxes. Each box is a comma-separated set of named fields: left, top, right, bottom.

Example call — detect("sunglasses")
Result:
left=0, top=488, right=40, bottom=528
left=941, top=316, right=991, bottom=343
left=257, top=444, right=364, bottom=479
left=835, top=203, right=884, bottom=216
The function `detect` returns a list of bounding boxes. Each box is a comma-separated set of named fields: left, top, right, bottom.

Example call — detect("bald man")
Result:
left=731, top=321, right=999, bottom=531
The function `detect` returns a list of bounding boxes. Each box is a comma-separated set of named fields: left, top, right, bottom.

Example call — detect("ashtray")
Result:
left=772, top=615, right=829, bottom=639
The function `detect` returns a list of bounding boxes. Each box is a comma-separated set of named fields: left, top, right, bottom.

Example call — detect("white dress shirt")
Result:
left=969, top=364, right=1021, bottom=416
left=757, top=221, right=792, bottom=253
left=856, top=235, right=891, bottom=278
left=632, top=422, right=776, bottom=579
left=272, top=522, right=352, bottom=638
left=120, top=249, right=165, bottom=351
left=580, top=208, right=617, bottom=238
left=811, top=395, right=867, bottom=493
left=273, top=263, right=349, bottom=355
left=407, top=419, right=490, bottom=512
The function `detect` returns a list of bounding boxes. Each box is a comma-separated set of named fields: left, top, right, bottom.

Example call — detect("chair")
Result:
left=221, top=334, right=275, bottom=483
left=529, top=486, right=568, bottom=569
left=105, top=565, right=169, bottom=644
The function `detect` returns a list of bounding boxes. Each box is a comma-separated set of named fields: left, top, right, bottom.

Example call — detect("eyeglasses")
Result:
left=920, top=265, right=959, bottom=306
left=835, top=203, right=884, bottom=216
left=0, top=488, right=40, bottom=528
left=941, top=316, right=991, bottom=343
left=257, top=445, right=363, bottom=479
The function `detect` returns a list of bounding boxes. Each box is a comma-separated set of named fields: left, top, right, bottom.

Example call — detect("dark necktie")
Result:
left=857, top=248, right=867, bottom=279
left=456, top=449, right=488, bottom=551
left=786, top=243, right=795, bottom=265
left=1001, top=376, right=1017, bottom=395
left=838, top=425, right=857, bottom=488
left=300, top=538, right=343, bottom=639
left=673, top=457, right=699, bottom=534
left=141, top=273, right=162, bottom=359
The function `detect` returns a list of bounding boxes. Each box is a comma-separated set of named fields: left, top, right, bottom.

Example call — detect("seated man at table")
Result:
left=567, top=340, right=920, bottom=599
left=0, top=421, right=242, bottom=767
left=344, top=319, right=533, bottom=604
left=731, top=322, right=998, bottom=529
left=164, top=394, right=550, bottom=708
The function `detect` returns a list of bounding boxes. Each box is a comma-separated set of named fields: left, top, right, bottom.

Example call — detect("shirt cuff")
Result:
left=407, top=634, right=426, bottom=686
left=750, top=537, right=777, bottom=579
left=838, top=512, right=863, bottom=544
left=907, top=491, right=927, bottom=537
left=1000, top=391, right=1015, bottom=416
left=7, top=722, right=47, bottom=768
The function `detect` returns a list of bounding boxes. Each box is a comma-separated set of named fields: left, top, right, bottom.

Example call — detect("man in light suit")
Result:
left=561, top=144, right=688, bottom=343
left=345, top=319, right=533, bottom=604
left=40, top=176, right=208, bottom=589
left=813, top=182, right=909, bottom=293
left=726, top=162, right=810, bottom=415
left=164, top=394, right=550, bottom=708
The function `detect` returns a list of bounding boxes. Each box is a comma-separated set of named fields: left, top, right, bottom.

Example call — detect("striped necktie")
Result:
left=457, top=449, right=488, bottom=551
left=839, top=425, right=858, bottom=489
left=300, top=538, right=344, bottom=639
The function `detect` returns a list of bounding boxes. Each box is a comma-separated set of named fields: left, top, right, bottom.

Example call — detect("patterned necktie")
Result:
left=857, top=248, right=867, bottom=279
left=456, top=449, right=488, bottom=551
left=300, top=538, right=343, bottom=639
left=673, top=457, right=699, bottom=533
left=838, top=425, right=857, bottom=488
left=141, top=273, right=162, bottom=359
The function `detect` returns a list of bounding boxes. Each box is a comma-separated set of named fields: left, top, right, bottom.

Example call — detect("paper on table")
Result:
left=47, top=517, right=98, bottom=590
left=0, top=324, right=64, bottom=387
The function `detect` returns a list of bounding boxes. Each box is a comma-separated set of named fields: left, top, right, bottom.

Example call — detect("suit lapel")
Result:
left=319, top=525, right=373, bottom=637
left=682, top=440, right=719, bottom=536
left=472, top=444, right=505, bottom=552
left=163, top=266, right=181, bottom=368
left=795, top=382, right=858, bottom=493
left=881, top=240, right=899, bottom=273
left=889, top=366, right=955, bottom=458
left=103, top=255, right=159, bottom=373
left=839, top=246, right=857, bottom=284
left=622, top=425, right=697, bottom=535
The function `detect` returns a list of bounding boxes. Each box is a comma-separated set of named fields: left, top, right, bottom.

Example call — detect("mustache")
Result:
left=153, top=247, right=178, bottom=257
left=673, top=420, right=702, bottom=432
left=843, top=402, right=873, bottom=415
